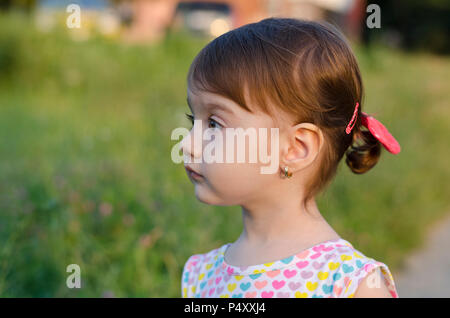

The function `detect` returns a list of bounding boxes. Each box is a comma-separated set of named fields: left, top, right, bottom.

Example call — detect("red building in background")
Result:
left=122, top=0, right=366, bottom=43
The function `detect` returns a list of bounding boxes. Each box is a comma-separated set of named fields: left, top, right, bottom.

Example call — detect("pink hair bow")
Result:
left=346, top=102, right=401, bottom=155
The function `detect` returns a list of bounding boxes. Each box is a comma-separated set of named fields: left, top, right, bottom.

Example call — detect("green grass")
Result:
left=0, top=13, right=449, bottom=297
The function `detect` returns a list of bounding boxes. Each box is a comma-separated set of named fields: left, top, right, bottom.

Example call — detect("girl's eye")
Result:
left=185, top=113, right=194, bottom=128
left=185, top=113, right=223, bottom=130
left=208, top=118, right=222, bottom=129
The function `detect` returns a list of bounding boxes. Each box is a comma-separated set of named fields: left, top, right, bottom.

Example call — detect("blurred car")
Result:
left=35, top=0, right=122, bottom=40
left=171, top=1, right=233, bottom=38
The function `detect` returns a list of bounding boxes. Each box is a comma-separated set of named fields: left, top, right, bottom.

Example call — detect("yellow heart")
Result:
left=306, top=281, right=318, bottom=291
left=198, top=273, right=205, bottom=281
left=206, top=263, right=213, bottom=270
left=264, top=262, right=275, bottom=267
left=295, top=291, right=308, bottom=298
left=220, top=294, right=229, bottom=298
left=353, top=252, right=363, bottom=258
left=328, top=262, right=340, bottom=270
left=341, top=254, right=352, bottom=261
left=318, top=271, right=329, bottom=280
left=191, top=286, right=196, bottom=293
left=214, top=255, right=218, bottom=260
left=235, top=275, right=244, bottom=281
left=183, top=287, right=187, bottom=297
left=227, top=283, right=236, bottom=292
left=253, top=269, right=266, bottom=274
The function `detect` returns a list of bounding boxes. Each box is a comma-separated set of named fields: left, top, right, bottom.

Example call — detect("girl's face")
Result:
left=180, top=87, right=286, bottom=206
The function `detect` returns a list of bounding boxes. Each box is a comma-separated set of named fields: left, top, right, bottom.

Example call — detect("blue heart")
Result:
left=343, top=264, right=354, bottom=273
left=332, top=273, right=341, bottom=281
left=249, top=273, right=262, bottom=279
left=232, top=293, right=243, bottom=298
left=356, top=260, right=363, bottom=268
left=200, top=281, right=207, bottom=290
left=312, top=294, right=323, bottom=298
left=281, top=256, right=294, bottom=264
left=207, top=270, right=214, bottom=278
left=322, top=284, right=333, bottom=294
left=240, top=282, right=251, bottom=291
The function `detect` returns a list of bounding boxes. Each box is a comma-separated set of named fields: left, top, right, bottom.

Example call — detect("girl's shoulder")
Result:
left=181, top=244, right=226, bottom=298
left=325, top=239, right=399, bottom=298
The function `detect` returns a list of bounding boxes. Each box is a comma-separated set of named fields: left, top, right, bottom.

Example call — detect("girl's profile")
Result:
left=180, top=17, right=400, bottom=298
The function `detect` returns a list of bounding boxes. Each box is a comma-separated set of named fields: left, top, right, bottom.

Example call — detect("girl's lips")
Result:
left=185, top=166, right=204, bottom=180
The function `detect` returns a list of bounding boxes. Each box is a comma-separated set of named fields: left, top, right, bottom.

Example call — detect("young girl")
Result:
left=180, top=18, right=400, bottom=298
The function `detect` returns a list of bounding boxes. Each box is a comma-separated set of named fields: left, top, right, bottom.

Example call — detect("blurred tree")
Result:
left=363, top=0, right=449, bottom=54
left=0, top=0, right=36, bottom=12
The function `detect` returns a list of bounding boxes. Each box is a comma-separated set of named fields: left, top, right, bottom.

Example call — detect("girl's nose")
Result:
left=180, top=127, right=203, bottom=162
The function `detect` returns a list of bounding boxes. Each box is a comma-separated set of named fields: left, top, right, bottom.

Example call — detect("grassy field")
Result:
left=0, top=13, right=449, bottom=297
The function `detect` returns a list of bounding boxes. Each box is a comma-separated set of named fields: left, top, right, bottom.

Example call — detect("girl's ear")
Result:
left=281, top=123, right=324, bottom=173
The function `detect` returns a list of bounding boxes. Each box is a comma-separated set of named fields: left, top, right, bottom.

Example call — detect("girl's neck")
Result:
left=235, top=197, right=340, bottom=251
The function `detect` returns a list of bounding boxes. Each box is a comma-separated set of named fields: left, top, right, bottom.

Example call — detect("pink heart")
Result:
left=283, top=269, right=297, bottom=279
left=296, top=250, right=310, bottom=259
left=322, top=246, right=334, bottom=251
left=325, top=253, right=336, bottom=260
left=288, top=281, right=301, bottom=291
left=272, top=280, right=286, bottom=290
left=209, top=287, right=215, bottom=296
left=261, top=291, right=274, bottom=298
left=389, top=290, right=398, bottom=298
left=364, top=263, right=375, bottom=273
left=201, top=290, right=207, bottom=297
left=312, top=244, right=325, bottom=252
left=333, top=285, right=342, bottom=296
left=255, top=280, right=268, bottom=289
left=310, top=252, right=322, bottom=259
left=227, top=267, right=234, bottom=275
left=245, top=291, right=257, bottom=298
left=208, top=278, right=214, bottom=286
left=312, top=261, right=325, bottom=270
left=215, top=276, right=222, bottom=285
left=276, top=291, right=290, bottom=298
left=301, top=270, right=313, bottom=279
left=295, top=261, right=309, bottom=269
left=266, top=269, right=281, bottom=278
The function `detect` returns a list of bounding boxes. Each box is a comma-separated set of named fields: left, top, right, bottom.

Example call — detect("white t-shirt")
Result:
left=181, top=237, right=399, bottom=298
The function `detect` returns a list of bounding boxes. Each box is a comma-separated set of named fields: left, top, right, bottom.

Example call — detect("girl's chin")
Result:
left=193, top=185, right=218, bottom=205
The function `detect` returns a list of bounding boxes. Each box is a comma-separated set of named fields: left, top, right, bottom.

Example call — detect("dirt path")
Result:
left=393, top=212, right=450, bottom=297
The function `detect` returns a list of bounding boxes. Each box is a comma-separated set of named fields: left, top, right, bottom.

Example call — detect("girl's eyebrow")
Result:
left=187, top=96, right=235, bottom=116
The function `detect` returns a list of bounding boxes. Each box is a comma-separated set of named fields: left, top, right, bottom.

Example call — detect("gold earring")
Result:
left=284, top=166, right=292, bottom=178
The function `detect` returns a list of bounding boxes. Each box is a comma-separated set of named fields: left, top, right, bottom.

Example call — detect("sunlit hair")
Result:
left=187, top=17, right=381, bottom=210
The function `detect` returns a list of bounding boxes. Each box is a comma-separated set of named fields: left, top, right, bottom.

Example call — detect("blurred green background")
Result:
left=0, top=9, right=449, bottom=297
